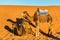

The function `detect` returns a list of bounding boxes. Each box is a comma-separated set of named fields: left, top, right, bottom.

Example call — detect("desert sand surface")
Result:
left=0, top=6, right=60, bottom=40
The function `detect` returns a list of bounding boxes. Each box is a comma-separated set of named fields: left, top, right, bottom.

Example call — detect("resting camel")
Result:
left=5, top=16, right=36, bottom=36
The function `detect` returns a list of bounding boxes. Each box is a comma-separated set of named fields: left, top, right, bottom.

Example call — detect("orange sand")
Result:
left=0, top=6, right=60, bottom=40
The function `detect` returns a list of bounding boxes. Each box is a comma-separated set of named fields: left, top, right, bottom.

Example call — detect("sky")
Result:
left=0, top=0, right=60, bottom=6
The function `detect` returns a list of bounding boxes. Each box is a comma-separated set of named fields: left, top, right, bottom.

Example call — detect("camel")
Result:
left=22, top=8, right=52, bottom=37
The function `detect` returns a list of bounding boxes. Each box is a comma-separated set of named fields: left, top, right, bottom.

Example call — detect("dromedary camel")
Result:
left=23, top=8, right=52, bottom=37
